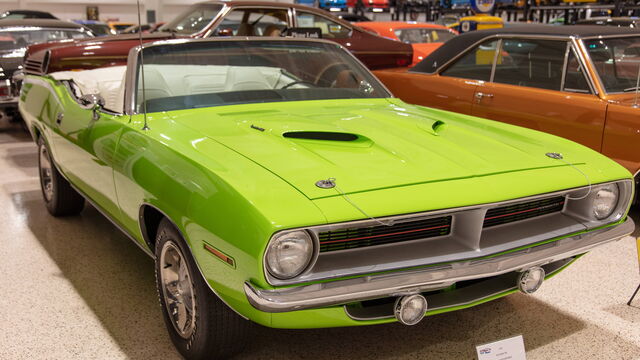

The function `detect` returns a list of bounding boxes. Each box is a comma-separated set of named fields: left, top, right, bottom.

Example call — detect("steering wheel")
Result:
left=315, top=62, right=350, bottom=87
left=280, top=80, right=316, bottom=89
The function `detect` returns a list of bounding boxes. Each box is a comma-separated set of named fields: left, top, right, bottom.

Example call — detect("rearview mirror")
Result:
left=79, top=93, right=105, bottom=120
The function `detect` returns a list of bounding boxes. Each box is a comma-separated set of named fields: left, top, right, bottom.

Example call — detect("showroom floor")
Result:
left=1, top=120, right=640, bottom=360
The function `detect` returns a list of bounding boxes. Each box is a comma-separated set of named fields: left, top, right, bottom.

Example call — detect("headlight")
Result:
left=593, top=184, right=619, bottom=220
left=266, top=230, right=314, bottom=279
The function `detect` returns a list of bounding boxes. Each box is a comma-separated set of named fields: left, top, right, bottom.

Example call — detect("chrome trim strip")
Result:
left=573, top=38, right=600, bottom=96
left=245, top=218, right=634, bottom=313
left=489, top=38, right=502, bottom=83
left=560, top=41, right=570, bottom=91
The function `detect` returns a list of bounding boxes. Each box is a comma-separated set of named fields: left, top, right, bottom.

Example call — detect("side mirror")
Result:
left=79, top=93, right=105, bottom=120
left=216, top=28, right=233, bottom=37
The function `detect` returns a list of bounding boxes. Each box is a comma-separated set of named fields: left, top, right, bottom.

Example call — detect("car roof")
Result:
left=412, top=25, right=640, bottom=74
left=193, top=1, right=354, bottom=28
left=0, top=18, right=86, bottom=29
left=73, top=20, right=107, bottom=25
left=2, top=10, right=55, bottom=17
left=357, top=21, right=449, bottom=29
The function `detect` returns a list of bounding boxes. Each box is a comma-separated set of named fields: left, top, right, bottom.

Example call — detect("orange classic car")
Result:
left=356, top=21, right=457, bottom=65
left=375, top=25, right=640, bottom=182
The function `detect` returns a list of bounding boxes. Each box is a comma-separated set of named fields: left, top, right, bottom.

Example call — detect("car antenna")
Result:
left=634, top=64, right=640, bottom=109
left=136, top=0, right=150, bottom=130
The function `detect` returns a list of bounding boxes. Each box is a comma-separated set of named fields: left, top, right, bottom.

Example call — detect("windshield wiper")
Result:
left=623, top=86, right=640, bottom=92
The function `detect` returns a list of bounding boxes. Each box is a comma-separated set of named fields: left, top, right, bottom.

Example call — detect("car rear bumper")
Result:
left=245, top=217, right=634, bottom=313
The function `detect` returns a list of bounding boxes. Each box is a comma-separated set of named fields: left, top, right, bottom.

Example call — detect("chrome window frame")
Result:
left=123, top=37, right=392, bottom=116
left=292, top=8, right=354, bottom=38
left=578, top=33, right=640, bottom=95
left=434, top=34, right=600, bottom=96
left=166, top=2, right=227, bottom=38
left=203, top=4, right=295, bottom=38
left=563, top=40, right=596, bottom=95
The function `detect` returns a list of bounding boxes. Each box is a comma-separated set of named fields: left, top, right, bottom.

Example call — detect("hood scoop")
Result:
left=283, top=131, right=359, bottom=142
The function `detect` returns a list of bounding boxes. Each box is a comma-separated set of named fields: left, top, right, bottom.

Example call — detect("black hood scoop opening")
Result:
left=283, top=131, right=359, bottom=142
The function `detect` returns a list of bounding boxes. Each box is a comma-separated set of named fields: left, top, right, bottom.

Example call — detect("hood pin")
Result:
left=315, top=178, right=336, bottom=189
left=545, top=152, right=563, bottom=160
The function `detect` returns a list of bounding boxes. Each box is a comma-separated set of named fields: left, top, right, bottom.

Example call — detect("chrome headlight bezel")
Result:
left=563, top=179, right=633, bottom=226
left=264, top=230, right=317, bottom=280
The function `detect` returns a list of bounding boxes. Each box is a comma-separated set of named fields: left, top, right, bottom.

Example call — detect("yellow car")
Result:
left=107, top=21, right=134, bottom=34
left=449, top=14, right=503, bottom=33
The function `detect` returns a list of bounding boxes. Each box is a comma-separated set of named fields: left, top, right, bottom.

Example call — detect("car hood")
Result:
left=173, top=98, right=575, bottom=200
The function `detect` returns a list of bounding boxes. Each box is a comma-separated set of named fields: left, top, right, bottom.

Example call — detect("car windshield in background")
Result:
left=85, top=23, right=112, bottom=36
left=0, top=28, right=90, bottom=56
left=136, top=41, right=389, bottom=112
left=584, top=37, right=640, bottom=93
left=394, top=28, right=455, bottom=44
left=160, top=3, right=223, bottom=35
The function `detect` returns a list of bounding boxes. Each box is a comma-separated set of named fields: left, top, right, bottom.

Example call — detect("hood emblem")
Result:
left=546, top=152, right=563, bottom=160
left=315, top=178, right=336, bottom=189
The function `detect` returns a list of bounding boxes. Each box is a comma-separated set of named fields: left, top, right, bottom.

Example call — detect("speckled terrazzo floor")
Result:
left=1, top=121, right=640, bottom=360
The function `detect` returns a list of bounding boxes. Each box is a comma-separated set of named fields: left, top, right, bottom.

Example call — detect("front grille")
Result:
left=319, top=216, right=452, bottom=253
left=483, top=196, right=565, bottom=228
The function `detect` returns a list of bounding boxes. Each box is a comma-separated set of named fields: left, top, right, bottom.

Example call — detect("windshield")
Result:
left=136, top=40, right=389, bottom=112
left=161, top=3, right=223, bottom=35
left=394, top=28, right=456, bottom=44
left=584, top=36, right=640, bottom=93
left=0, top=28, right=91, bottom=56
left=84, top=23, right=113, bottom=36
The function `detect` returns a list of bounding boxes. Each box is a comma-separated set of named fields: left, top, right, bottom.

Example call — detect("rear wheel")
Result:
left=154, top=218, right=250, bottom=360
left=37, top=137, right=84, bottom=216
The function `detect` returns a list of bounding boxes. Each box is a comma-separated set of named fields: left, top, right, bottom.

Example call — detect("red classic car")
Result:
left=355, top=21, right=457, bottom=65
left=28, top=1, right=412, bottom=70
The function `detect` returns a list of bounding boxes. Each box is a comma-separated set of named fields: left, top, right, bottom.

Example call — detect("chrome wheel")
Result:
left=160, top=241, right=196, bottom=339
left=39, top=145, right=53, bottom=202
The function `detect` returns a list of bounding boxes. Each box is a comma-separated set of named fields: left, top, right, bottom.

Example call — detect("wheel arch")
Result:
left=138, top=202, right=249, bottom=320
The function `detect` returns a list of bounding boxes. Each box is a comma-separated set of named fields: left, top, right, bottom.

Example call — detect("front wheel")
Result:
left=154, top=218, right=250, bottom=359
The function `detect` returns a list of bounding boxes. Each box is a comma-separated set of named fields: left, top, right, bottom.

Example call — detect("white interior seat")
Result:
left=49, top=64, right=297, bottom=114
left=50, top=65, right=126, bottom=113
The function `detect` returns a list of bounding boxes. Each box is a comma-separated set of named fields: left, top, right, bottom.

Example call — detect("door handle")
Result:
left=475, top=92, right=494, bottom=104
left=56, top=112, right=64, bottom=125
left=475, top=92, right=494, bottom=99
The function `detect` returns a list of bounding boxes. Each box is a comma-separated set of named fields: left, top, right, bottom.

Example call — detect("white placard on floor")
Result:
left=476, top=335, right=526, bottom=360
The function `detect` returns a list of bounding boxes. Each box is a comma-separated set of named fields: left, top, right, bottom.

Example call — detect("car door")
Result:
left=50, top=93, right=125, bottom=216
left=471, top=39, right=606, bottom=152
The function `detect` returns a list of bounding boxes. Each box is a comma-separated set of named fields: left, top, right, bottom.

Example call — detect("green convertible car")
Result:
left=19, top=37, right=635, bottom=359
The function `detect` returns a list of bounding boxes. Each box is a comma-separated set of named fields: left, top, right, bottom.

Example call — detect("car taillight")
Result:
left=0, top=85, right=9, bottom=97
left=396, top=58, right=410, bottom=67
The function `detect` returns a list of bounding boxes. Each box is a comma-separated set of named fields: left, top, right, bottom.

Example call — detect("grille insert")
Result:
left=318, top=216, right=452, bottom=253
left=24, top=59, right=43, bottom=75
left=483, top=196, right=565, bottom=228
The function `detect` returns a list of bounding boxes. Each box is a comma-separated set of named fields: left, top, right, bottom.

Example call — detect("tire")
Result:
left=37, top=137, right=85, bottom=216
left=154, top=218, right=250, bottom=360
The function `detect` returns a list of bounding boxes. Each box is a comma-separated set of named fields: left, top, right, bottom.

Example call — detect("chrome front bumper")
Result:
left=245, top=218, right=634, bottom=313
